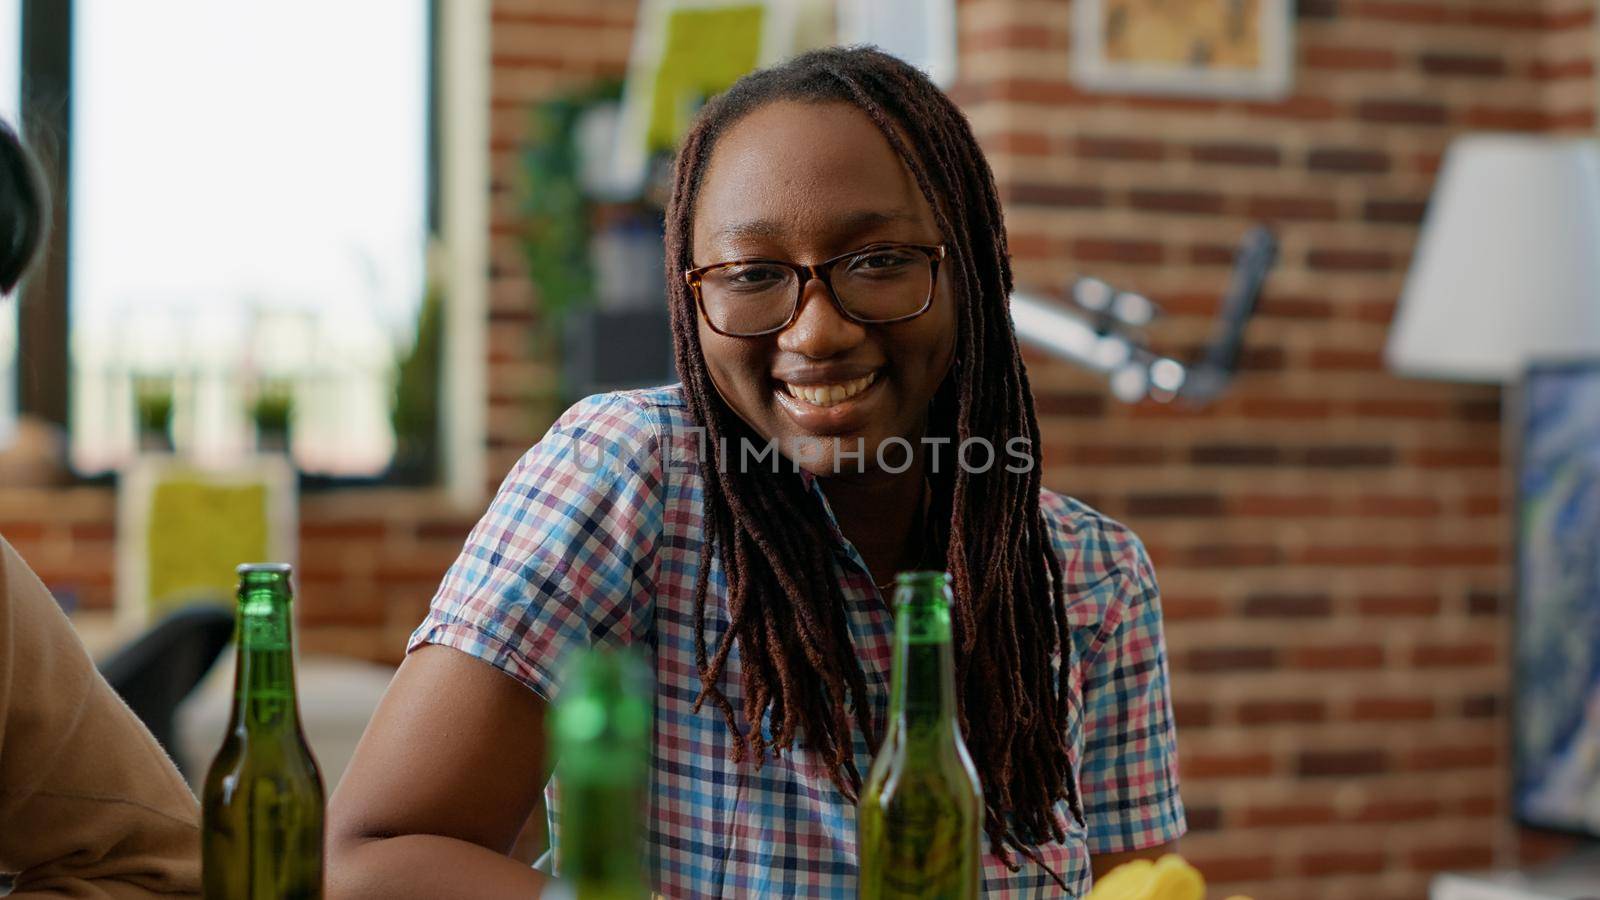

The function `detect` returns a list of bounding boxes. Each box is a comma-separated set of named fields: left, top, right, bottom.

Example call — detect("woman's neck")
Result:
left=817, top=453, right=930, bottom=588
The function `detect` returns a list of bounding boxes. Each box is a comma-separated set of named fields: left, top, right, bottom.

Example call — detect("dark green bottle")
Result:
left=858, top=571, right=982, bottom=900
left=552, top=647, right=653, bottom=900
left=202, top=563, right=325, bottom=899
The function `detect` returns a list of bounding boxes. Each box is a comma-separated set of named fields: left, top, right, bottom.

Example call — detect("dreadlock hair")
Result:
left=0, top=117, right=49, bottom=295
left=664, top=46, right=1081, bottom=878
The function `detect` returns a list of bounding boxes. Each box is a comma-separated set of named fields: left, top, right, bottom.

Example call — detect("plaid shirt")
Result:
left=410, top=386, right=1185, bottom=898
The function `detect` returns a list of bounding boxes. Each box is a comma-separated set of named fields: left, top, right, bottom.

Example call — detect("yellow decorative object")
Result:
left=146, top=477, right=269, bottom=617
left=646, top=5, right=765, bottom=151
left=1085, top=853, right=1251, bottom=900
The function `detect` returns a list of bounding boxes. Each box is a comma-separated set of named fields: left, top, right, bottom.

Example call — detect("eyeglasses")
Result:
left=684, top=242, right=946, bottom=338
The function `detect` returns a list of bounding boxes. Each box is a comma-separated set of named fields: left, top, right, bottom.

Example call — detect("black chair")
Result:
left=98, top=603, right=236, bottom=778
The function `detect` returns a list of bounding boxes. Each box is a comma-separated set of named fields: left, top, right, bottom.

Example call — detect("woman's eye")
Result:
left=721, top=265, right=788, bottom=290
left=848, top=249, right=916, bottom=273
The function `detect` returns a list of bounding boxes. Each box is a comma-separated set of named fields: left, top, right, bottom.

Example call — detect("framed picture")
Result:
left=115, top=455, right=298, bottom=631
left=1513, top=360, right=1600, bottom=839
left=1072, top=0, right=1294, bottom=99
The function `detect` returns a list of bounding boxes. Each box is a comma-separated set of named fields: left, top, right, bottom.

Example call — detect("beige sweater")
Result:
left=0, top=535, right=201, bottom=897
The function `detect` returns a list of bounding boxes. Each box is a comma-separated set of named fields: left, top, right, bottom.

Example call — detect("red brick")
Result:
left=1462, top=694, right=1501, bottom=718
left=1240, top=803, right=1337, bottom=827
left=1308, top=147, right=1390, bottom=173
left=1464, top=495, right=1502, bottom=517
left=1035, top=391, right=1107, bottom=417
left=1464, top=107, right=1547, bottom=131
left=1164, top=594, right=1227, bottom=621
left=1183, top=544, right=1285, bottom=568
left=1235, top=495, right=1337, bottom=517
left=1291, top=644, right=1386, bottom=669
left=1187, top=646, right=1279, bottom=672
left=1307, top=248, right=1395, bottom=271
left=1354, top=495, right=1442, bottom=517
left=1242, top=592, right=1332, bottom=618
left=1353, top=2, right=1456, bottom=24
left=1406, top=744, right=1498, bottom=770
left=1465, top=9, right=1547, bottom=29
left=987, top=131, right=1052, bottom=156
left=1301, top=851, right=1387, bottom=876
left=1008, top=182, right=1106, bottom=208
left=1237, top=699, right=1327, bottom=725
left=1172, top=700, right=1216, bottom=728
left=966, top=25, right=1066, bottom=52
left=1418, top=52, right=1506, bottom=78
left=1309, top=349, right=1383, bottom=371
left=1358, top=98, right=1450, bottom=125
left=1351, top=697, right=1435, bottom=721
left=1304, top=45, right=1399, bottom=70
left=1243, top=96, right=1341, bottom=120
left=1181, top=855, right=1275, bottom=883
left=1075, top=135, right=1165, bottom=161
left=1248, top=195, right=1339, bottom=221
left=1356, top=589, right=1446, bottom=614
left=1530, top=59, right=1595, bottom=81
left=1300, top=445, right=1395, bottom=468
left=1129, top=189, right=1226, bottom=215
left=1364, top=198, right=1429, bottom=224
left=1357, top=798, right=1441, bottom=822
left=1409, top=844, right=1494, bottom=871
left=1413, top=642, right=1497, bottom=667
left=1191, top=142, right=1282, bottom=167
left=1184, top=750, right=1276, bottom=778
left=1352, top=398, right=1451, bottom=420
left=1073, top=238, right=1164, bottom=264
left=1297, top=749, right=1388, bottom=777
left=1127, top=492, right=1225, bottom=518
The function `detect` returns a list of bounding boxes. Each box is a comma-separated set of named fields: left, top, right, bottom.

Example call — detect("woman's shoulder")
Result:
left=550, top=384, right=690, bottom=441
left=1037, top=488, right=1157, bottom=594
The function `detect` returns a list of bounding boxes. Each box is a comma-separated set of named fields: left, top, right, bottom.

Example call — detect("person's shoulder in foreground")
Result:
left=1038, top=488, right=1189, bottom=857
left=0, top=536, right=202, bottom=897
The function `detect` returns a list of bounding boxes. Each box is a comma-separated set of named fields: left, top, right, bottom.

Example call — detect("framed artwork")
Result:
left=1072, top=0, right=1294, bottom=99
left=1514, top=361, right=1600, bottom=839
left=115, top=455, right=298, bottom=630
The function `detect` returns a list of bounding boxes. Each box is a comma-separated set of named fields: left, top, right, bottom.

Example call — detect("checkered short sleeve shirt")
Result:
left=410, top=386, right=1186, bottom=898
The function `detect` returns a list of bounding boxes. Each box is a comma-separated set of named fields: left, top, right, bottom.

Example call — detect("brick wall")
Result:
left=0, top=0, right=1593, bottom=895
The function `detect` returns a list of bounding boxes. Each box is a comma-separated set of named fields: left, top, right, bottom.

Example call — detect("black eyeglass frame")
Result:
left=683, top=242, right=947, bottom=338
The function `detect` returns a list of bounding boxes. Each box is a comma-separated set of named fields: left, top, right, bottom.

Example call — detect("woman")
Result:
left=330, top=47, right=1184, bottom=897
left=0, top=119, right=202, bottom=896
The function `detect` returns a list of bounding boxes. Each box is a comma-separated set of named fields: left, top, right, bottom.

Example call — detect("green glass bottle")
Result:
left=552, top=647, right=653, bottom=900
left=858, top=571, right=982, bottom=900
left=202, top=563, right=325, bottom=899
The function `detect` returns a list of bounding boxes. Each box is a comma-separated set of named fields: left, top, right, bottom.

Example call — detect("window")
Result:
left=0, top=0, right=19, bottom=450
left=69, top=1, right=431, bottom=477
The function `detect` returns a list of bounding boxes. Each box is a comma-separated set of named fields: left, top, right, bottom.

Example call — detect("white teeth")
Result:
left=784, top=372, right=877, bottom=408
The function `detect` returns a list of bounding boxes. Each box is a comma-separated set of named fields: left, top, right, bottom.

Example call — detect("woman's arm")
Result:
left=0, top=538, right=201, bottom=899
left=327, top=644, right=553, bottom=900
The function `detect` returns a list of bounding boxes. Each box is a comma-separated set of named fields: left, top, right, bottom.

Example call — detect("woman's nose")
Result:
left=776, top=275, right=866, bottom=358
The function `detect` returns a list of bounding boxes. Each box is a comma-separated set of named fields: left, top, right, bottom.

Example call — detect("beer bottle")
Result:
left=552, top=647, right=653, bottom=900
left=202, top=563, right=325, bottom=899
left=858, top=571, right=982, bottom=900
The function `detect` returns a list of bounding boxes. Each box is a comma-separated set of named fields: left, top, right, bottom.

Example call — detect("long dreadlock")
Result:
left=663, top=46, right=1082, bottom=876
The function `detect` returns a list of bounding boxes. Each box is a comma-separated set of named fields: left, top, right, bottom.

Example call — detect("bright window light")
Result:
left=71, top=0, right=429, bottom=476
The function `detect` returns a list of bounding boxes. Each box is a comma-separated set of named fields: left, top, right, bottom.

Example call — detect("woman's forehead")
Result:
left=691, top=100, right=937, bottom=254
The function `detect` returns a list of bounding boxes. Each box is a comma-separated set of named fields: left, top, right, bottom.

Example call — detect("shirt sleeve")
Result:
left=408, top=392, right=665, bottom=701
left=1076, top=524, right=1187, bottom=855
left=0, top=536, right=202, bottom=898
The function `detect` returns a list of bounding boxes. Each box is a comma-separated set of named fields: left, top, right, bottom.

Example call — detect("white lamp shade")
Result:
left=1387, top=135, right=1600, bottom=382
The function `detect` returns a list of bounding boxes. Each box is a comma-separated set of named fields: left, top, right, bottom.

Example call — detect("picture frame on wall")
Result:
left=1072, top=0, right=1295, bottom=99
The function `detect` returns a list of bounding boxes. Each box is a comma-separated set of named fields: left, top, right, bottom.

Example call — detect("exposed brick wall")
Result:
left=0, top=0, right=1593, bottom=895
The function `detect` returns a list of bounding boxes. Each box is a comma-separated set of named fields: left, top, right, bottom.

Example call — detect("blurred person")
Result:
left=0, top=117, right=202, bottom=897
left=330, top=47, right=1184, bottom=898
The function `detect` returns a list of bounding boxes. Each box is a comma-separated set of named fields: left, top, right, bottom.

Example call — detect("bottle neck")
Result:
left=230, top=586, right=300, bottom=730
left=888, top=597, right=959, bottom=737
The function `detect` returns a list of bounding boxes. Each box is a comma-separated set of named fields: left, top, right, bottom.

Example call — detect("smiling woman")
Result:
left=328, top=46, right=1185, bottom=900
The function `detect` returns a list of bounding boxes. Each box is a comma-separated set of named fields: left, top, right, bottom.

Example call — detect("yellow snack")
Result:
left=1083, top=853, right=1253, bottom=900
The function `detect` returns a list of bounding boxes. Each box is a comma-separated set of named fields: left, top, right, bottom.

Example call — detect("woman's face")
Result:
left=690, top=100, right=958, bottom=478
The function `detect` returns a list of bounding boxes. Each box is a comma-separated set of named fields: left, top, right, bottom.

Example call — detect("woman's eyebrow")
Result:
left=712, top=209, right=922, bottom=244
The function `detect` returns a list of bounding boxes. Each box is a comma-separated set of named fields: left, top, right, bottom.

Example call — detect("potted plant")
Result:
left=250, top=382, right=294, bottom=454
left=134, top=377, right=175, bottom=454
